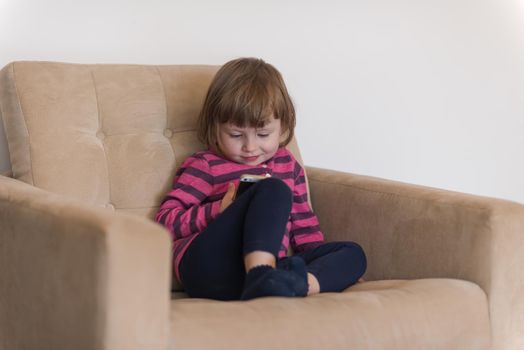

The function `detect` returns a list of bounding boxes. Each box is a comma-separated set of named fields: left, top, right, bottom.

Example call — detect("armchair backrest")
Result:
left=0, top=62, right=304, bottom=219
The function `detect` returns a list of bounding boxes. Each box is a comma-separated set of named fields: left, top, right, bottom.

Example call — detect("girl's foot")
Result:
left=276, top=256, right=308, bottom=296
left=240, top=262, right=308, bottom=300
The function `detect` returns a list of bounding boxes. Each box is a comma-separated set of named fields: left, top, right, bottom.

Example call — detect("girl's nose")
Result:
left=242, top=137, right=257, bottom=152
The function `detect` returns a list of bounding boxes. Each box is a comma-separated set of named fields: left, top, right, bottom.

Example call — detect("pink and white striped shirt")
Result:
left=155, top=147, right=324, bottom=282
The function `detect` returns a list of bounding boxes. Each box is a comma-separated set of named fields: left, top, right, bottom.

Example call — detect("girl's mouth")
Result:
left=242, top=155, right=259, bottom=162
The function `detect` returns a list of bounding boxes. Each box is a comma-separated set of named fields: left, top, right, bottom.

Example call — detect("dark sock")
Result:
left=276, top=256, right=308, bottom=296
left=240, top=264, right=306, bottom=300
left=277, top=256, right=306, bottom=274
left=243, top=265, right=273, bottom=287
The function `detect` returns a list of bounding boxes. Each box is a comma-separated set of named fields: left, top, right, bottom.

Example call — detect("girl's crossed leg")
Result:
left=292, top=241, right=367, bottom=294
left=179, top=177, right=367, bottom=300
left=179, top=178, right=296, bottom=300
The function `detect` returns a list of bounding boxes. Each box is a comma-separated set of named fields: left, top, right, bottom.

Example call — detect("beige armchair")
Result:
left=0, top=61, right=522, bottom=350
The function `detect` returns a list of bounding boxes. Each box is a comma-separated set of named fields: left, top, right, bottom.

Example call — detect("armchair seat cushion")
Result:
left=170, top=279, right=490, bottom=349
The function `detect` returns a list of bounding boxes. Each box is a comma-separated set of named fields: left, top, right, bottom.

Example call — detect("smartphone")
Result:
left=236, top=174, right=267, bottom=197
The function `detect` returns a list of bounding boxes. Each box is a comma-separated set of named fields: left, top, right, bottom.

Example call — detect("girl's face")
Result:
left=217, top=116, right=282, bottom=166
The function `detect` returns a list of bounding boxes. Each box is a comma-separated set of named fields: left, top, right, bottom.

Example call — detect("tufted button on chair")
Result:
left=1, top=61, right=523, bottom=350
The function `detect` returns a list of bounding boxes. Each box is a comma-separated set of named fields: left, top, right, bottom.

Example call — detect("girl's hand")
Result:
left=220, top=182, right=236, bottom=213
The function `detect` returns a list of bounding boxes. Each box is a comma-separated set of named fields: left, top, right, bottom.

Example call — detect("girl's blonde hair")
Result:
left=197, top=57, right=296, bottom=151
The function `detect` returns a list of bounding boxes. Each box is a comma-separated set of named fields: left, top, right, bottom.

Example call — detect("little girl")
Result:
left=156, top=57, right=366, bottom=301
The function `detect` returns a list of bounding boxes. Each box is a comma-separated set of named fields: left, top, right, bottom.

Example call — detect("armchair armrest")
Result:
left=0, top=176, right=171, bottom=350
left=306, top=166, right=524, bottom=349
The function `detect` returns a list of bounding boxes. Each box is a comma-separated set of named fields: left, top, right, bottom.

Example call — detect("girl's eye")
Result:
left=229, top=134, right=242, bottom=138
left=258, top=134, right=270, bottom=138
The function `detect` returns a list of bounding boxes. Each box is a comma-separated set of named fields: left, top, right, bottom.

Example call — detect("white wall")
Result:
left=1, top=0, right=523, bottom=203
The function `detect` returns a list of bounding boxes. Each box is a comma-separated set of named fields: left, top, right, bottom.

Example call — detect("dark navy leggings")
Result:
left=179, top=178, right=367, bottom=300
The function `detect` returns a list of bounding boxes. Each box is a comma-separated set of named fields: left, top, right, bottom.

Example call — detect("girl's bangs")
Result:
left=219, top=86, right=278, bottom=128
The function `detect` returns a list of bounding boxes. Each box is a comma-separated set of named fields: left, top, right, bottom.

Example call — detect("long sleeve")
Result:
left=155, top=156, right=222, bottom=241
left=289, top=162, right=325, bottom=253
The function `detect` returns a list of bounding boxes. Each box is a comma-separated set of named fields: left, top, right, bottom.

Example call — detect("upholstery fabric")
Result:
left=306, top=166, right=524, bottom=350
left=0, top=175, right=171, bottom=350
left=170, top=279, right=490, bottom=350
left=0, top=61, right=304, bottom=220
left=2, top=61, right=524, bottom=350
